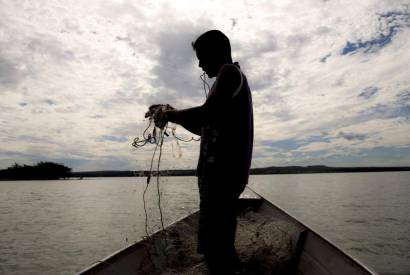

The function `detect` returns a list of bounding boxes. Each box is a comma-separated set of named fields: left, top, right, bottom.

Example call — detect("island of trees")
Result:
left=0, top=162, right=71, bottom=180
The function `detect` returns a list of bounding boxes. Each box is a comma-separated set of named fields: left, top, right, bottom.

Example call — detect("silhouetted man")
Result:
left=152, top=30, right=253, bottom=274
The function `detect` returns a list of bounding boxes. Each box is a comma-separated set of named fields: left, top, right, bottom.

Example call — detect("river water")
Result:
left=0, top=172, right=409, bottom=275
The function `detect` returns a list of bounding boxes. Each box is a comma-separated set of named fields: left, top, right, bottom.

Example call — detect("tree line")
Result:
left=0, top=162, right=71, bottom=180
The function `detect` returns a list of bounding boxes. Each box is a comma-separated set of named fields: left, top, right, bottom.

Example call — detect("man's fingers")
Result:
left=149, top=104, right=162, bottom=110
left=146, top=105, right=174, bottom=127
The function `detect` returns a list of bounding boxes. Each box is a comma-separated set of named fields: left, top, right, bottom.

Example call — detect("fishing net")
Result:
left=132, top=104, right=200, bottom=235
left=132, top=201, right=305, bottom=275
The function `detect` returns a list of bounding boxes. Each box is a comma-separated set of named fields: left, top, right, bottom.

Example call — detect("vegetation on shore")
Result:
left=0, top=162, right=72, bottom=180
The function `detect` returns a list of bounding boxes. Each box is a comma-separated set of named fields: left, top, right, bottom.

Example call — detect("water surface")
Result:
left=0, top=172, right=409, bottom=274
left=0, top=177, right=199, bottom=275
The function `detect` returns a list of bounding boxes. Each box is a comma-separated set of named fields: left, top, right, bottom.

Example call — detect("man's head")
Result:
left=192, top=30, right=232, bottom=78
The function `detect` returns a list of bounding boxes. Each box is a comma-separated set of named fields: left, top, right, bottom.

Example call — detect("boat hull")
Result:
left=78, top=188, right=376, bottom=275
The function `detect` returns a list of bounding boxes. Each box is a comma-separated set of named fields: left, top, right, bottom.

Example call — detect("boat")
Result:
left=78, top=187, right=377, bottom=275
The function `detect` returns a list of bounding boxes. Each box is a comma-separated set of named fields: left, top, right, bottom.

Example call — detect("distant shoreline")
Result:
left=2, top=166, right=409, bottom=181
left=70, top=166, right=410, bottom=178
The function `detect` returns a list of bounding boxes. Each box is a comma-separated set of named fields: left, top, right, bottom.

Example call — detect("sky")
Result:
left=0, top=0, right=409, bottom=171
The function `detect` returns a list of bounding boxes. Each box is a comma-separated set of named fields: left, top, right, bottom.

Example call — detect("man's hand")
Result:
left=145, top=104, right=175, bottom=128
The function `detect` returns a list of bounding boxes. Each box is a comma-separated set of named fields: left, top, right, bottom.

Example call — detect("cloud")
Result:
left=261, top=139, right=301, bottom=151
left=336, top=131, right=367, bottom=141
left=341, top=10, right=410, bottom=55
left=98, top=135, right=128, bottom=143
left=0, top=0, right=409, bottom=170
left=147, top=21, right=213, bottom=106
left=0, top=56, right=26, bottom=89
left=397, top=90, right=410, bottom=103
left=0, top=24, right=76, bottom=92
left=359, top=86, right=379, bottom=99
left=320, top=53, right=331, bottom=63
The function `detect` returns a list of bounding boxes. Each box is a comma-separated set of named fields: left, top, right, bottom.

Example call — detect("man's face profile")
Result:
left=196, top=49, right=219, bottom=78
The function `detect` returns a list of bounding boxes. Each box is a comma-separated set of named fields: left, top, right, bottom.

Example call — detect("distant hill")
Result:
left=250, top=165, right=410, bottom=174
left=71, top=166, right=410, bottom=178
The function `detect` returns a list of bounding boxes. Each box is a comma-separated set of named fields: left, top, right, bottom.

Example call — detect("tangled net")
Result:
left=132, top=104, right=199, bottom=237
left=133, top=104, right=199, bottom=149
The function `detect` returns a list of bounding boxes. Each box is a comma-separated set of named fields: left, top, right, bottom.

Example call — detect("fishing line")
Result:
left=200, top=72, right=210, bottom=98
left=156, top=125, right=167, bottom=235
left=132, top=105, right=200, bottom=251
left=172, top=126, right=200, bottom=142
left=143, top=137, right=159, bottom=236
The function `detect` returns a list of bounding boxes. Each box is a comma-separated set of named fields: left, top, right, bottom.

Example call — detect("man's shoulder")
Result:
left=220, top=63, right=241, bottom=74
left=217, top=64, right=242, bottom=85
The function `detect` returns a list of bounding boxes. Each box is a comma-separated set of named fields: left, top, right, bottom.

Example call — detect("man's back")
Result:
left=197, top=63, right=253, bottom=196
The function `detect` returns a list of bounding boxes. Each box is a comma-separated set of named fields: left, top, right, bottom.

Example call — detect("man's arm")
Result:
left=165, top=106, right=204, bottom=136
left=161, top=64, right=241, bottom=134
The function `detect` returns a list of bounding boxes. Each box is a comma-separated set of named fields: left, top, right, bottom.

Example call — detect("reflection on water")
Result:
left=0, top=172, right=409, bottom=275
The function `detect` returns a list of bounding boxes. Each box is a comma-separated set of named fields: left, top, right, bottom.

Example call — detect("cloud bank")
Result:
left=0, top=0, right=409, bottom=171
